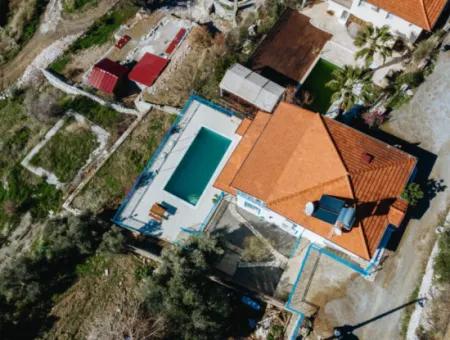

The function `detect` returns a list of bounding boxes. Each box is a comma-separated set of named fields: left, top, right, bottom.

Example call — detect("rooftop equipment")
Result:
left=306, top=195, right=356, bottom=234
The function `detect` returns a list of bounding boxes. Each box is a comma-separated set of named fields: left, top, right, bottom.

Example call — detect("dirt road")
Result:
left=0, top=0, right=119, bottom=90
left=314, top=42, right=450, bottom=339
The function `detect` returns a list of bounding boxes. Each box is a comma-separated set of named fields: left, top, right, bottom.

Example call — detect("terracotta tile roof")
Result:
left=214, top=113, right=271, bottom=195
left=235, top=118, right=252, bottom=136
left=388, top=198, right=409, bottom=226
left=248, top=9, right=332, bottom=85
left=367, top=0, right=447, bottom=30
left=216, top=102, right=416, bottom=260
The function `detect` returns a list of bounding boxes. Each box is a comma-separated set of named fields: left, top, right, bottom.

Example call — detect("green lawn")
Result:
left=31, top=119, right=98, bottom=183
left=301, top=59, right=340, bottom=114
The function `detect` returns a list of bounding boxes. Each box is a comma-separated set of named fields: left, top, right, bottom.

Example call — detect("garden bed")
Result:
left=30, top=117, right=99, bottom=183
left=72, top=109, right=176, bottom=212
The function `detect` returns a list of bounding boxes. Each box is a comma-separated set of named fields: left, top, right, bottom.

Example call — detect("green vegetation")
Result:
left=0, top=214, right=125, bottom=338
left=142, top=234, right=233, bottom=339
left=0, top=166, right=62, bottom=231
left=73, top=110, right=175, bottom=212
left=354, top=24, right=394, bottom=67
left=61, top=96, right=132, bottom=140
left=400, top=284, right=420, bottom=337
left=50, top=2, right=138, bottom=74
left=19, top=0, right=50, bottom=45
left=0, top=0, right=50, bottom=65
left=31, top=119, right=98, bottom=182
left=0, top=94, right=62, bottom=232
left=301, top=59, right=340, bottom=114
left=194, top=0, right=286, bottom=101
left=401, top=183, right=424, bottom=206
left=63, top=0, right=97, bottom=12
left=242, top=236, right=273, bottom=262
left=48, top=55, right=71, bottom=74
left=434, top=228, right=450, bottom=283
left=326, top=65, right=377, bottom=112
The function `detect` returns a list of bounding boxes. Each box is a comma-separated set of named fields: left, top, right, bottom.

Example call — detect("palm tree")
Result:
left=354, top=25, right=394, bottom=67
left=326, top=66, right=376, bottom=112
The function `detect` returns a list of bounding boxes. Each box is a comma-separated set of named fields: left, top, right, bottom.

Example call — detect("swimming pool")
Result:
left=164, top=127, right=231, bottom=206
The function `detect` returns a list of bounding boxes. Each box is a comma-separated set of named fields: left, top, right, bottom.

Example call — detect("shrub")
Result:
left=401, top=183, right=424, bottom=206
left=434, top=230, right=450, bottom=283
left=142, top=234, right=232, bottom=339
left=242, top=236, right=273, bottom=262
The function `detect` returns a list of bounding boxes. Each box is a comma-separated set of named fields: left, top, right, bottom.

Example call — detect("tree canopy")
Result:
left=326, top=65, right=377, bottom=112
left=142, top=234, right=233, bottom=340
left=354, top=24, right=394, bottom=67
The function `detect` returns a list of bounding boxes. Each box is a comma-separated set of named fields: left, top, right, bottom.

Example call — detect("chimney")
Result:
left=362, top=152, right=374, bottom=164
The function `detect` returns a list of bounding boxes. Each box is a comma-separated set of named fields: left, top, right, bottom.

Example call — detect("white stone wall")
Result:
left=328, top=0, right=423, bottom=41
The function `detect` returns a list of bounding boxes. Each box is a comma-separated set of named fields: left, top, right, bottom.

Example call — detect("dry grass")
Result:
left=45, top=254, right=143, bottom=339
left=143, top=26, right=227, bottom=107
left=72, top=109, right=176, bottom=212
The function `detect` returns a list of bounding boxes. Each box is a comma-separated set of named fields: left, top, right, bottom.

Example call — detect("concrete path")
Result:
left=313, top=38, right=450, bottom=339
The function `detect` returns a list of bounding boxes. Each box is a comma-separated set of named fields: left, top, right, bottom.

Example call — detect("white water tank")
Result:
left=304, top=202, right=315, bottom=216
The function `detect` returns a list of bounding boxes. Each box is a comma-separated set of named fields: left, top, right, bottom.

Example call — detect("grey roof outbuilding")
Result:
left=219, top=63, right=285, bottom=112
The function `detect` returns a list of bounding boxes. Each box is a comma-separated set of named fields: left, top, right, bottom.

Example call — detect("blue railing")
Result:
left=113, top=94, right=237, bottom=231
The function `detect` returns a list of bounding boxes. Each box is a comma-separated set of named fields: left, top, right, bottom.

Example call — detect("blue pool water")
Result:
left=164, top=127, right=231, bottom=205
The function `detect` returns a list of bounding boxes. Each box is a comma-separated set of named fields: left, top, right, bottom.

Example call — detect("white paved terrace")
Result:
left=116, top=98, right=242, bottom=243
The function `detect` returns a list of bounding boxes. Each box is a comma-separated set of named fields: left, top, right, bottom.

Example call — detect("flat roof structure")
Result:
left=114, top=96, right=242, bottom=243
left=248, top=9, right=332, bottom=86
left=128, top=53, right=169, bottom=87
left=220, top=64, right=285, bottom=112
left=88, top=58, right=128, bottom=94
left=215, top=102, right=417, bottom=260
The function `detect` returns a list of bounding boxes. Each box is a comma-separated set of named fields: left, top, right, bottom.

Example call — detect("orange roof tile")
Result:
left=388, top=198, right=409, bottom=226
left=235, top=118, right=252, bottom=136
left=217, top=103, right=416, bottom=260
left=367, top=0, right=447, bottom=30
left=214, top=113, right=271, bottom=195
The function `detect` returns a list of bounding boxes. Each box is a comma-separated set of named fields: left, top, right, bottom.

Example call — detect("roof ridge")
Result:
left=229, top=113, right=272, bottom=196
left=266, top=111, right=349, bottom=203
left=349, top=159, right=414, bottom=176
left=268, top=176, right=348, bottom=206
left=319, top=115, right=350, bottom=175
left=419, top=0, right=432, bottom=30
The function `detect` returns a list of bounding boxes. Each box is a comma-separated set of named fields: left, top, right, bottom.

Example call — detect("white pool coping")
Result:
left=116, top=98, right=242, bottom=243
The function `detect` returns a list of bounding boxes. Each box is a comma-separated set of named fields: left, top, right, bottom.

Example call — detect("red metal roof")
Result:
left=115, top=35, right=131, bottom=49
left=88, top=58, right=128, bottom=94
left=128, top=53, right=169, bottom=87
left=165, top=28, right=187, bottom=54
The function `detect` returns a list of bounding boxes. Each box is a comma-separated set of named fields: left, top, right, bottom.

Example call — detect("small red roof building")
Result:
left=88, top=58, right=129, bottom=94
left=128, top=53, right=169, bottom=87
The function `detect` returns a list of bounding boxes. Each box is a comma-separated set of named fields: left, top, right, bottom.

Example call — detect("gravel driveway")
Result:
left=313, top=39, right=450, bottom=339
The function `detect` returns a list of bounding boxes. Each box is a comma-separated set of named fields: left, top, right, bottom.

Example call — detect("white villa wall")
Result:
left=236, top=192, right=373, bottom=265
left=327, top=0, right=423, bottom=41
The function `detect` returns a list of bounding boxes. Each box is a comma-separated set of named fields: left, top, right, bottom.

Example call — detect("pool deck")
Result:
left=114, top=97, right=242, bottom=243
